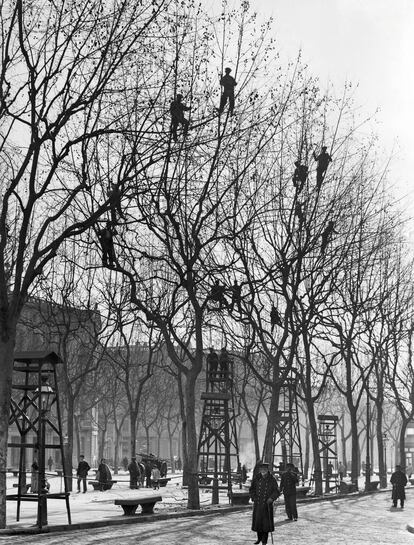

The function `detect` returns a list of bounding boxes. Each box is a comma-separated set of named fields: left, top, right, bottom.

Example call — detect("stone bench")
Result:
left=365, top=481, right=380, bottom=492
left=296, top=486, right=311, bottom=497
left=88, top=480, right=118, bottom=491
left=229, top=491, right=250, bottom=505
left=339, top=481, right=358, bottom=494
left=114, top=495, right=162, bottom=515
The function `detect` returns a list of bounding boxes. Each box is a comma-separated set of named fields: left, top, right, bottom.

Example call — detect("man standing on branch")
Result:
left=313, top=145, right=332, bottom=189
left=249, top=461, right=280, bottom=545
left=218, top=67, right=237, bottom=115
left=170, top=94, right=190, bottom=142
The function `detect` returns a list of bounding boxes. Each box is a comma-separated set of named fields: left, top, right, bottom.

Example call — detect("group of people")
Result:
left=170, top=67, right=237, bottom=142
left=127, top=456, right=167, bottom=490
left=206, top=346, right=232, bottom=384
left=206, top=279, right=243, bottom=313
left=293, top=147, right=337, bottom=255
left=250, top=461, right=299, bottom=545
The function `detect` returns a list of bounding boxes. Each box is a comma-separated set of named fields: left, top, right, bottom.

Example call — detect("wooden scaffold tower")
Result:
left=7, top=351, right=71, bottom=529
left=197, top=348, right=240, bottom=503
left=272, top=368, right=304, bottom=479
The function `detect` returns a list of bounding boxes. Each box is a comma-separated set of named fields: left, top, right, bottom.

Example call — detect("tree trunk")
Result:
left=303, top=423, right=310, bottom=481
left=113, top=432, right=120, bottom=475
left=168, top=428, right=176, bottom=474
left=66, top=396, right=74, bottom=491
left=0, top=335, right=17, bottom=528
left=349, top=408, right=359, bottom=489
left=262, top=383, right=279, bottom=464
left=185, top=370, right=200, bottom=510
left=129, top=413, right=137, bottom=458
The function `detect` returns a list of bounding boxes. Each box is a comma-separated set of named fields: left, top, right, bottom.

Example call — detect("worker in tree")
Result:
left=170, top=94, right=190, bottom=142
left=219, top=347, right=231, bottom=380
left=97, top=220, right=117, bottom=267
left=320, top=220, right=336, bottom=255
left=270, top=305, right=282, bottom=332
left=206, top=347, right=219, bottom=384
left=218, top=67, right=237, bottom=115
left=313, top=146, right=332, bottom=189
left=295, top=202, right=304, bottom=227
left=107, top=181, right=125, bottom=224
left=292, top=161, right=308, bottom=192
left=229, top=279, right=242, bottom=313
left=207, top=279, right=228, bottom=310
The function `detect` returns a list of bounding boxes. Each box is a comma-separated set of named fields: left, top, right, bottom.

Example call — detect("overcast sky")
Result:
left=216, top=0, right=414, bottom=215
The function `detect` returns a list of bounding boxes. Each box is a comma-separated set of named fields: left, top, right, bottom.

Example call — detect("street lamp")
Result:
left=383, top=432, right=387, bottom=478
left=36, top=375, right=54, bottom=528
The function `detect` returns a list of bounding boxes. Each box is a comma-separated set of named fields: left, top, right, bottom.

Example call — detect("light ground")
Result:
left=1, top=472, right=413, bottom=544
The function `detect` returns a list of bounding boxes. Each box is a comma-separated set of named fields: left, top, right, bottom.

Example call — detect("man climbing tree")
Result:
left=207, top=279, right=228, bottom=310
left=229, top=279, right=243, bottom=313
left=270, top=305, right=282, bottom=332
left=313, top=146, right=332, bottom=189
left=320, top=220, right=336, bottom=255
left=170, top=94, right=190, bottom=142
left=97, top=221, right=117, bottom=267
left=218, top=67, right=237, bottom=115
left=107, top=181, right=125, bottom=225
left=206, top=347, right=219, bottom=384
left=292, top=161, right=308, bottom=192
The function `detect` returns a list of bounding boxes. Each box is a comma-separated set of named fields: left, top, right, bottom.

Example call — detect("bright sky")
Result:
left=223, top=0, right=414, bottom=216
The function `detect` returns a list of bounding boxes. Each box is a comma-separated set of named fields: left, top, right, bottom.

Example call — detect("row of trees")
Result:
left=1, top=0, right=413, bottom=526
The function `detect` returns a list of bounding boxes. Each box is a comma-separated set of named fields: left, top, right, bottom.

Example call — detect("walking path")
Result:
left=1, top=471, right=413, bottom=539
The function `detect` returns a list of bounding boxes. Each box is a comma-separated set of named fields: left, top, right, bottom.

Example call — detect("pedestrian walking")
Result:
left=249, top=461, right=280, bottom=545
left=31, top=460, right=39, bottom=493
left=47, top=456, right=54, bottom=472
left=145, top=461, right=152, bottom=488
left=151, top=465, right=161, bottom=490
left=128, top=457, right=141, bottom=489
left=280, top=462, right=299, bottom=521
left=97, top=458, right=112, bottom=491
left=390, top=464, right=407, bottom=508
left=338, top=461, right=345, bottom=481
left=76, top=454, right=91, bottom=493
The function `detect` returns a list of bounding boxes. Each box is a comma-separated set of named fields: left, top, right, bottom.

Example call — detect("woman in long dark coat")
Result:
left=390, top=465, right=408, bottom=508
left=97, top=458, right=112, bottom=491
left=249, top=462, right=280, bottom=545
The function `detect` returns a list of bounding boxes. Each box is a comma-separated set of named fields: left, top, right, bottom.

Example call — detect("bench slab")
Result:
left=114, top=496, right=162, bottom=515
left=88, top=480, right=118, bottom=491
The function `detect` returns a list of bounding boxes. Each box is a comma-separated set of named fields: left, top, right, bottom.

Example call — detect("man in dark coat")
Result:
left=170, top=94, right=190, bottom=142
left=218, top=67, right=237, bottom=115
left=313, top=146, right=332, bottom=189
left=292, top=161, right=308, bottom=191
left=76, top=455, right=91, bottom=493
left=97, top=221, right=117, bottom=267
left=390, top=464, right=408, bottom=508
left=97, top=458, right=112, bottom=491
left=280, top=462, right=299, bottom=521
left=128, top=457, right=141, bottom=489
left=249, top=462, right=280, bottom=545
left=206, top=347, right=219, bottom=384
